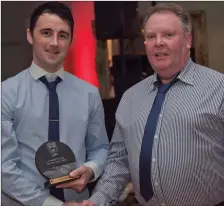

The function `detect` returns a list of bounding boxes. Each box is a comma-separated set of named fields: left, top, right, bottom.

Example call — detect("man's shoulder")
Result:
left=64, top=71, right=99, bottom=93
left=2, top=69, right=30, bottom=107
left=123, top=75, right=153, bottom=98
left=115, top=76, right=153, bottom=115
left=2, top=69, right=29, bottom=91
left=195, top=63, right=224, bottom=81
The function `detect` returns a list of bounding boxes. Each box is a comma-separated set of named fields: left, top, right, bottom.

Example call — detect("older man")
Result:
left=65, top=3, right=224, bottom=206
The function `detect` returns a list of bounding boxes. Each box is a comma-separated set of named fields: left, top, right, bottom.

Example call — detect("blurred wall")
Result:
left=2, top=2, right=40, bottom=81
left=113, top=1, right=224, bottom=73
left=1, top=1, right=224, bottom=82
left=166, top=1, right=224, bottom=73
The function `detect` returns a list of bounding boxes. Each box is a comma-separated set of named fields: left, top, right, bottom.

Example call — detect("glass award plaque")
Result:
left=35, top=141, right=78, bottom=189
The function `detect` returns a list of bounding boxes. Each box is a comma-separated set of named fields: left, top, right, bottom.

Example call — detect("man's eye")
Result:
left=146, top=35, right=155, bottom=40
left=59, top=34, right=68, bottom=39
left=42, top=31, right=51, bottom=36
left=166, top=33, right=173, bottom=37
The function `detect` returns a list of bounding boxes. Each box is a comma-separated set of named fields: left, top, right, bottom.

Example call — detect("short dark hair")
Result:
left=29, top=2, right=74, bottom=41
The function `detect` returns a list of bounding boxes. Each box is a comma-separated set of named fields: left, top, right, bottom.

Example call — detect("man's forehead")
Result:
left=35, top=13, right=70, bottom=31
left=145, top=11, right=182, bottom=30
left=150, top=10, right=179, bottom=19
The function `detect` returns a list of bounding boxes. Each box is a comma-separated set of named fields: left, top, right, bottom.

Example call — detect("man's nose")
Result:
left=50, top=35, right=59, bottom=47
left=155, top=37, right=165, bottom=47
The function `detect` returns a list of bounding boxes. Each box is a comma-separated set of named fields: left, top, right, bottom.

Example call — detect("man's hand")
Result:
left=57, top=165, right=94, bottom=192
left=63, top=200, right=96, bottom=206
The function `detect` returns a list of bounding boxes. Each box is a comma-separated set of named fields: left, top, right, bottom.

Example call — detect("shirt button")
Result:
left=155, top=182, right=159, bottom=186
left=154, top=135, right=158, bottom=139
left=159, top=114, right=162, bottom=118
left=152, top=158, right=156, bottom=162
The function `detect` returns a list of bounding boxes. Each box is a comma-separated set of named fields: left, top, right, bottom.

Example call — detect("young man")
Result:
left=73, top=3, right=224, bottom=206
left=2, top=2, right=109, bottom=206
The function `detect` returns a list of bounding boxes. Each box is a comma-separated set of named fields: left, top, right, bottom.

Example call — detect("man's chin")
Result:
left=42, top=61, right=62, bottom=72
left=153, top=65, right=170, bottom=74
left=47, top=59, right=62, bottom=66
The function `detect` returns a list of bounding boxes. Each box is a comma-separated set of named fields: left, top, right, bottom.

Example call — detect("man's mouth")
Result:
left=46, top=50, right=59, bottom=55
left=155, top=53, right=168, bottom=57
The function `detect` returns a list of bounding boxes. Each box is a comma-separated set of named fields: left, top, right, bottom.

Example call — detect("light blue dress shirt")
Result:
left=1, top=62, right=109, bottom=206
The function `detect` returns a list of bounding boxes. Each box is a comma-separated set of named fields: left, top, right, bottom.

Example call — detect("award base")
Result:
left=44, top=175, right=75, bottom=189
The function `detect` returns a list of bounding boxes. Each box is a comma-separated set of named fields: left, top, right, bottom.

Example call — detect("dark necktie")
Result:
left=39, top=76, right=65, bottom=202
left=139, top=79, right=177, bottom=201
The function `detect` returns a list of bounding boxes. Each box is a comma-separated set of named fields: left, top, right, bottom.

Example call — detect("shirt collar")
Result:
left=149, top=58, right=195, bottom=91
left=29, top=62, right=64, bottom=81
left=177, top=58, right=195, bottom=86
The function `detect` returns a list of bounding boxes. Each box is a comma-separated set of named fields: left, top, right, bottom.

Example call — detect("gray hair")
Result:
left=142, top=3, right=192, bottom=33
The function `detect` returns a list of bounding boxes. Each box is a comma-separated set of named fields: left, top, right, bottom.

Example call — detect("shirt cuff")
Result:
left=42, top=195, right=64, bottom=206
left=83, top=161, right=100, bottom=182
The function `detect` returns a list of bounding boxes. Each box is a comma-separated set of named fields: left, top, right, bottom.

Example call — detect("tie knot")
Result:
left=158, top=83, right=172, bottom=93
left=39, top=76, right=62, bottom=91
left=157, top=77, right=179, bottom=93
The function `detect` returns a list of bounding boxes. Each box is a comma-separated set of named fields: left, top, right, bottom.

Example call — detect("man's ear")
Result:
left=185, top=32, right=192, bottom=49
left=27, top=29, right=33, bottom=45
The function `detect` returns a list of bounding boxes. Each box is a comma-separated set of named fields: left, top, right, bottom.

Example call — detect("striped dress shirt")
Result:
left=89, top=58, right=224, bottom=206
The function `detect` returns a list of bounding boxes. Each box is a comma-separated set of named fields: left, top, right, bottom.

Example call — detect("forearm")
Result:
left=84, top=146, right=109, bottom=181
left=90, top=156, right=130, bottom=205
left=2, top=123, right=48, bottom=206
left=86, top=89, right=109, bottom=181
left=2, top=161, right=49, bottom=206
left=89, top=191, right=113, bottom=206
left=89, top=125, right=131, bottom=205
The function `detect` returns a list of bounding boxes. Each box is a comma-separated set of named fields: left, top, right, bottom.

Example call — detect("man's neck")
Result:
left=158, top=69, right=182, bottom=84
left=159, top=56, right=190, bottom=84
left=160, top=78, right=175, bottom=84
left=33, top=61, right=62, bottom=73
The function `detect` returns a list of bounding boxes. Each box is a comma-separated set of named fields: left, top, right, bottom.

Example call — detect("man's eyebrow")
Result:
left=144, top=30, right=155, bottom=35
left=40, top=28, right=52, bottom=32
left=59, top=30, right=70, bottom=36
left=39, top=28, right=70, bottom=36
